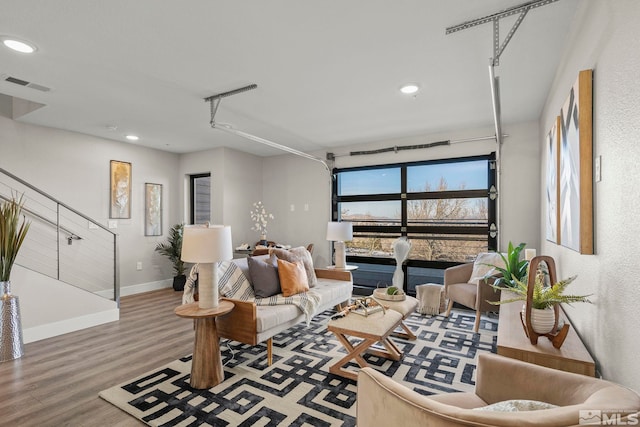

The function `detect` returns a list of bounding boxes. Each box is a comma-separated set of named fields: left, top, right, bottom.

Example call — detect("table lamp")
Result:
left=181, top=225, right=232, bottom=309
left=326, top=221, right=353, bottom=269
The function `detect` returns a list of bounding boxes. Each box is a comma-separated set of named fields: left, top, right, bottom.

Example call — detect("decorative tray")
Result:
left=373, top=287, right=406, bottom=301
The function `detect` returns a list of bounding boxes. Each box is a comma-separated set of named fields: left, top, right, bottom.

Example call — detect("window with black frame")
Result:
left=190, top=173, right=211, bottom=225
left=332, top=153, right=497, bottom=295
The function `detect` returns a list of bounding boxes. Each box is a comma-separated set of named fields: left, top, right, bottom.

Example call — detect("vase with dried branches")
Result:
left=0, top=194, right=31, bottom=361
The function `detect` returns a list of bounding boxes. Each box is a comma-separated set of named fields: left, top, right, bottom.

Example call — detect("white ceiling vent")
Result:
left=4, top=75, right=51, bottom=92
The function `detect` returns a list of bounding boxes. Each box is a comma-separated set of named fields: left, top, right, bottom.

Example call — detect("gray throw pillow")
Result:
left=247, top=255, right=281, bottom=298
left=272, top=247, right=318, bottom=288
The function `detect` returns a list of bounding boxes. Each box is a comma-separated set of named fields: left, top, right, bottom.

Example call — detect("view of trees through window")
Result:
left=334, top=155, right=496, bottom=265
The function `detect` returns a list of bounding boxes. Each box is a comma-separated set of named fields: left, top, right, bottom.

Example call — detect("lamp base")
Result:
left=334, top=241, right=346, bottom=269
left=198, top=263, right=219, bottom=309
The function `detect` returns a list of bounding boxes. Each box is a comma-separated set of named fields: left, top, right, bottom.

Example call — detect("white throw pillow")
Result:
left=218, top=261, right=255, bottom=300
left=473, top=399, right=558, bottom=412
left=468, top=252, right=506, bottom=285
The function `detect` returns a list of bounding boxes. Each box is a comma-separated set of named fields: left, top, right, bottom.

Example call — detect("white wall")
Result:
left=178, top=146, right=263, bottom=247
left=262, top=122, right=541, bottom=266
left=539, top=0, right=640, bottom=389
left=0, top=116, right=182, bottom=289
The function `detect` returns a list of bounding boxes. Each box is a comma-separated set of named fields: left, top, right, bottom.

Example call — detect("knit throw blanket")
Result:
left=183, top=263, right=321, bottom=325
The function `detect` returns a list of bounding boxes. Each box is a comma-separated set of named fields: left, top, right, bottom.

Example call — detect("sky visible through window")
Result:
left=339, top=160, right=488, bottom=218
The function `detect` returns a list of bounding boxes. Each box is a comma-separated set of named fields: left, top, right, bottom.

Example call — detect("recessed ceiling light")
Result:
left=1, top=37, right=37, bottom=54
left=125, top=135, right=139, bottom=141
left=400, top=83, right=420, bottom=95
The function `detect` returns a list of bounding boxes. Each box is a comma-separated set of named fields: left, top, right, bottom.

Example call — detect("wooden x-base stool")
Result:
left=327, top=310, right=404, bottom=381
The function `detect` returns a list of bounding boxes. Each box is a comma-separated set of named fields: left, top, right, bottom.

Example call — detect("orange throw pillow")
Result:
left=277, top=258, right=309, bottom=297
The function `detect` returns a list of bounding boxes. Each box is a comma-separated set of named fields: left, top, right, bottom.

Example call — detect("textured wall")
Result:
left=539, top=0, right=640, bottom=390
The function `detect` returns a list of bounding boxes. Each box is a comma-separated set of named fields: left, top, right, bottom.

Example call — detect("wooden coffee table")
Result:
left=327, top=310, right=403, bottom=381
left=174, top=300, right=234, bottom=389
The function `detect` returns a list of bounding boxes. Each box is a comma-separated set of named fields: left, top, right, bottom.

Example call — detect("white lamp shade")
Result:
left=180, top=225, right=233, bottom=263
left=326, top=221, right=353, bottom=242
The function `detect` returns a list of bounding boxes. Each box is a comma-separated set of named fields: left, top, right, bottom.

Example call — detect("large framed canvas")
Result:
left=546, top=116, right=561, bottom=244
left=559, top=69, right=593, bottom=254
left=145, top=183, right=162, bottom=236
left=110, top=160, right=132, bottom=219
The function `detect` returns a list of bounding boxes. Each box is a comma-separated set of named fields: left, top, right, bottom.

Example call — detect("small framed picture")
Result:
left=145, top=183, right=162, bottom=236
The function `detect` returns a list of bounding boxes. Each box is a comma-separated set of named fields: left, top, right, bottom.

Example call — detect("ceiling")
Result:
left=0, top=0, right=579, bottom=156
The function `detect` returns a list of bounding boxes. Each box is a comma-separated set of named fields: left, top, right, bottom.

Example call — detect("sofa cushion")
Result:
left=473, top=399, right=558, bottom=412
left=255, top=276, right=353, bottom=335
left=271, top=247, right=317, bottom=288
left=247, top=255, right=281, bottom=298
left=277, top=259, right=309, bottom=297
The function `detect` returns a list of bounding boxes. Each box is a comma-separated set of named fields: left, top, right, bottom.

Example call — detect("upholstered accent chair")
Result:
left=357, top=353, right=640, bottom=427
left=444, top=252, right=505, bottom=332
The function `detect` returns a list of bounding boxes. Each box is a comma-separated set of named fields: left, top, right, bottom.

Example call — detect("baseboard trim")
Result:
left=23, top=308, right=120, bottom=344
left=94, top=279, right=173, bottom=299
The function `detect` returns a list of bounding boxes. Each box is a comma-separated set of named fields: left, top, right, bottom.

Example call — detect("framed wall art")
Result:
left=559, top=69, right=593, bottom=254
left=145, top=183, right=162, bottom=236
left=110, top=160, right=132, bottom=219
left=546, top=116, right=561, bottom=244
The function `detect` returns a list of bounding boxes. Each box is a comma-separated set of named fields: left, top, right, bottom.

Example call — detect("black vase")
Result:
left=173, top=274, right=187, bottom=291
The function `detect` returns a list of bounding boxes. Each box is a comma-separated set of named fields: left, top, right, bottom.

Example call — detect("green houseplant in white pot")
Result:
left=0, top=195, right=31, bottom=361
left=489, top=271, right=592, bottom=334
left=155, top=223, right=186, bottom=291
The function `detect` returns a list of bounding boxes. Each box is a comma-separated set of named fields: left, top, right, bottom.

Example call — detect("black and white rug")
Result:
left=100, top=309, right=497, bottom=426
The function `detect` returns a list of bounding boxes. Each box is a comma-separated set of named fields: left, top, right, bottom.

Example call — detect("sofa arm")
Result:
left=315, top=268, right=352, bottom=282
left=476, top=276, right=501, bottom=312
left=357, top=367, right=483, bottom=427
left=216, top=297, right=258, bottom=346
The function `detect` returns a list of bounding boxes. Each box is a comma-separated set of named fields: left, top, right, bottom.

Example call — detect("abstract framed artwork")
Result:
left=110, top=160, right=132, bottom=219
left=559, top=69, right=593, bottom=254
left=546, top=116, right=561, bottom=244
left=145, top=183, right=162, bottom=236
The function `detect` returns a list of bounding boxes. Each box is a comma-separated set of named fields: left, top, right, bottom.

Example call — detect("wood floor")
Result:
left=0, top=288, right=201, bottom=427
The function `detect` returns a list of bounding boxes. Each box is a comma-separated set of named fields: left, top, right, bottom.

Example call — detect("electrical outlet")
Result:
left=136, top=261, right=142, bottom=271
left=290, top=204, right=295, bottom=212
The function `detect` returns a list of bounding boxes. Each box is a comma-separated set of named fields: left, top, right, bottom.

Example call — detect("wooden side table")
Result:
left=174, top=300, right=234, bottom=389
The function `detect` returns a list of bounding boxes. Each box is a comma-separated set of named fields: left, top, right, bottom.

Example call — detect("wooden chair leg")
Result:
left=267, top=338, right=273, bottom=366
left=474, top=309, right=481, bottom=332
left=445, top=299, right=454, bottom=317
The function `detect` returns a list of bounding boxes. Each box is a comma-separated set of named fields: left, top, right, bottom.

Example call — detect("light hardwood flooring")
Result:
left=1, top=288, right=199, bottom=427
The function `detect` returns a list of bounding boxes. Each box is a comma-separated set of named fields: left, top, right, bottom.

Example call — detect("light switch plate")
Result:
left=595, top=155, right=602, bottom=182
left=108, top=220, right=118, bottom=229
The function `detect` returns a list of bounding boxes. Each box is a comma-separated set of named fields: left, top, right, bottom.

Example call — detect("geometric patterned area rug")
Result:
left=100, top=309, right=497, bottom=426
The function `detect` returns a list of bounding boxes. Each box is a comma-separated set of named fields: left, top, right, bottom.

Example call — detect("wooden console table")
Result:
left=497, top=294, right=595, bottom=376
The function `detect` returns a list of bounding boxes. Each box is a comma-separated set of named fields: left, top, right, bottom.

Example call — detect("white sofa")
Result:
left=216, top=256, right=353, bottom=365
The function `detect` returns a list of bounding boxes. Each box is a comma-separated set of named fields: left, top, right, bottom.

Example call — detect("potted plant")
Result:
left=155, top=223, right=186, bottom=291
left=489, top=271, right=592, bottom=334
left=485, top=241, right=529, bottom=288
left=0, top=195, right=31, bottom=361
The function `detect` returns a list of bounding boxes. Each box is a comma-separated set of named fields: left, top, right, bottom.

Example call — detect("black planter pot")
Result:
left=173, top=274, right=187, bottom=291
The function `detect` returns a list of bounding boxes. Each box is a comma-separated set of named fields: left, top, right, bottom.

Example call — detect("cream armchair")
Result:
left=357, top=353, right=640, bottom=427
left=444, top=258, right=502, bottom=332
